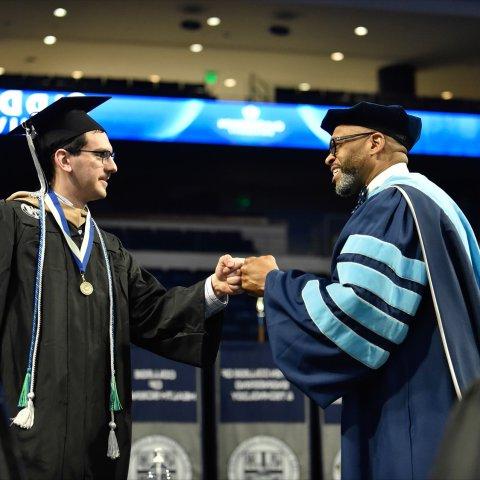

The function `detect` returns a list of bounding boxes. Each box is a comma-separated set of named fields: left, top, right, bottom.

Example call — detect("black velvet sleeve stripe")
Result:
left=337, top=253, right=426, bottom=295
left=349, top=285, right=417, bottom=326
left=320, top=284, right=398, bottom=354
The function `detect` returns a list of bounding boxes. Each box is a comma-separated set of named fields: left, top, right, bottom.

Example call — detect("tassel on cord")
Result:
left=109, top=376, right=122, bottom=412
left=107, top=416, right=120, bottom=459
left=11, top=392, right=35, bottom=429
left=12, top=193, right=46, bottom=431
left=17, top=372, right=31, bottom=408
left=95, top=222, right=121, bottom=459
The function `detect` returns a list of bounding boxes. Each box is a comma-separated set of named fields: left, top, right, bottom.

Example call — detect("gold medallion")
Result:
left=80, top=281, right=94, bottom=296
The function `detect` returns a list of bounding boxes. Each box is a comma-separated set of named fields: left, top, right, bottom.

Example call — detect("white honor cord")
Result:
left=93, top=220, right=121, bottom=459
left=93, top=221, right=115, bottom=379
left=30, top=195, right=47, bottom=395
left=25, top=129, right=48, bottom=195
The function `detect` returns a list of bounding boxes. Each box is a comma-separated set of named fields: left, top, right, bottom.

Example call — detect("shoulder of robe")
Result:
left=368, top=185, right=407, bottom=206
left=0, top=198, right=20, bottom=215
left=97, top=227, right=125, bottom=252
left=1, top=199, right=41, bottom=225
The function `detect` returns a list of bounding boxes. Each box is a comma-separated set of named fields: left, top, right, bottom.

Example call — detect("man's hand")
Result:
left=241, top=255, right=279, bottom=297
left=211, top=254, right=245, bottom=297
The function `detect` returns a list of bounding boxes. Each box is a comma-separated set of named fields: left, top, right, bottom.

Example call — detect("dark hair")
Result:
left=41, top=133, right=88, bottom=184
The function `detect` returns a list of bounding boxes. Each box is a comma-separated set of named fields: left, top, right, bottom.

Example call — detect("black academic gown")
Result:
left=430, top=380, right=480, bottom=480
left=0, top=199, right=222, bottom=480
left=0, top=384, right=26, bottom=480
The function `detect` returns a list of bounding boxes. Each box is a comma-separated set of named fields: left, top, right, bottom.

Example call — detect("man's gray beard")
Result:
left=335, top=170, right=361, bottom=197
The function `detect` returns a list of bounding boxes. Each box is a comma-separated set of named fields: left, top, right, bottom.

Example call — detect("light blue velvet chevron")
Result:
left=341, top=234, right=427, bottom=285
left=326, top=283, right=409, bottom=344
left=337, top=262, right=422, bottom=315
left=302, top=279, right=390, bottom=369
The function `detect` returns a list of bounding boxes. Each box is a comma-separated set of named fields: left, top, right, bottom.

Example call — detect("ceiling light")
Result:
left=190, top=43, right=203, bottom=53
left=441, top=91, right=453, bottom=100
left=269, top=25, right=290, bottom=36
left=354, top=26, right=368, bottom=36
left=53, top=8, right=67, bottom=17
left=181, top=19, right=202, bottom=30
left=43, top=35, right=57, bottom=45
left=330, top=51, right=344, bottom=61
left=298, top=82, right=311, bottom=92
left=207, top=17, right=221, bottom=26
left=149, top=74, right=161, bottom=83
left=224, top=78, right=237, bottom=88
left=71, top=70, right=83, bottom=79
left=0, top=67, right=5, bottom=76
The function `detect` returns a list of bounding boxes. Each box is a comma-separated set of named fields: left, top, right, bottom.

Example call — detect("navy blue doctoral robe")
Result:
left=264, top=172, right=480, bottom=480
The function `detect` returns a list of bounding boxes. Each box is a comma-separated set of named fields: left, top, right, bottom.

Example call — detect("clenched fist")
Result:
left=211, top=254, right=245, bottom=297
left=241, top=255, right=279, bottom=297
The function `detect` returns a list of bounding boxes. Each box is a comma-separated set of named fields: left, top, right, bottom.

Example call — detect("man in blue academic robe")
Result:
left=240, top=102, right=480, bottom=480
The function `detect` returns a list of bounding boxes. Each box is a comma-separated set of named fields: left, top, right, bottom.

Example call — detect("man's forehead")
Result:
left=84, top=130, right=111, bottom=147
left=332, top=124, right=373, bottom=136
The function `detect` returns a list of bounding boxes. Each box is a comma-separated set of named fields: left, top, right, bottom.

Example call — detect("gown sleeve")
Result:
left=123, top=246, right=222, bottom=368
left=264, top=189, right=428, bottom=407
left=0, top=202, right=15, bottom=334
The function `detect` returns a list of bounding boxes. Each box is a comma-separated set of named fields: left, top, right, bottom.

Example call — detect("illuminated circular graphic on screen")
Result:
left=128, top=434, right=192, bottom=480
left=227, top=435, right=300, bottom=480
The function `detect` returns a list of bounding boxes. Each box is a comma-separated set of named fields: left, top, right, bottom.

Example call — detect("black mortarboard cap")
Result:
left=321, top=101, right=422, bottom=151
left=8, top=96, right=110, bottom=155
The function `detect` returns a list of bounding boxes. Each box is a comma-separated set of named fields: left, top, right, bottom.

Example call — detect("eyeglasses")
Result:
left=75, top=149, right=116, bottom=163
left=329, top=132, right=376, bottom=156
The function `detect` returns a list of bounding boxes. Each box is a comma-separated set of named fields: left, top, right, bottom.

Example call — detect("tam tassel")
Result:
left=107, top=421, right=120, bottom=459
left=12, top=392, right=35, bottom=429
left=109, top=376, right=122, bottom=412
left=17, top=372, right=32, bottom=408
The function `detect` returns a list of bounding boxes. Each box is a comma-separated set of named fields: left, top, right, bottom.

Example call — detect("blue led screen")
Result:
left=1, top=88, right=479, bottom=157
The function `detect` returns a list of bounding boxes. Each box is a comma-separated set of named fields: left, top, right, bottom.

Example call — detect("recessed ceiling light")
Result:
left=207, top=17, right=221, bottom=27
left=71, top=70, right=83, bottom=79
left=190, top=43, right=203, bottom=53
left=181, top=19, right=202, bottom=31
left=441, top=91, right=453, bottom=100
left=298, top=82, right=311, bottom=92
left=53, top=8, right=67, bottom=17
left=330, top=51, right=344, bottom=61
left=224, top=78, right=237, bottom=88
left=354, top=26, right=368, bottom=36
left=0, top=67, right=5, bottom=76
left=269, top=25, right=290, bottom=36
left=149, top=74, right=161, bottom=83
left=43, top=35, right=57, bottom=45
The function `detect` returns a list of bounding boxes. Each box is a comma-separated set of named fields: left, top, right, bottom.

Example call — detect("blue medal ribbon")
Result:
left=45, top=190, right=94, bottom=275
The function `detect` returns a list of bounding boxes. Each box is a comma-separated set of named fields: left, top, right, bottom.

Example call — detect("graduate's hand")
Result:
left=211, top=254, right=245, bottom=297
left=241, top=255, right=279, bottom=297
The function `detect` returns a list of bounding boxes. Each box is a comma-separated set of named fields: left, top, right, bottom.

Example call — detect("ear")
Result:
left=369, top=132, right=385, bottom=155
left=53, top=149, right=73, bottom=173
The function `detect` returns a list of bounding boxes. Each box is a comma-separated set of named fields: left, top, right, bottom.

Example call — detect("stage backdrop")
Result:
left=217, top=341, right=312, bottom=480
left=128, top=345, right=201, bottom=480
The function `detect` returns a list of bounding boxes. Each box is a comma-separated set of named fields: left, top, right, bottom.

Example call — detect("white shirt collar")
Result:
left=367, top=163, right=409, bottom=193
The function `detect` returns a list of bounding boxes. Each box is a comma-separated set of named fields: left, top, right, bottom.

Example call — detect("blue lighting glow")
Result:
left=1, top=88, right=479, bottom=157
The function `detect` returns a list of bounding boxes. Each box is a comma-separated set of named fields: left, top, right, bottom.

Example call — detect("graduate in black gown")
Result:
left=241, top=103, right=480, bottom=480
left=0, top=96, right=244, bottom=479
left=431, top=379, right=480, bottom=479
